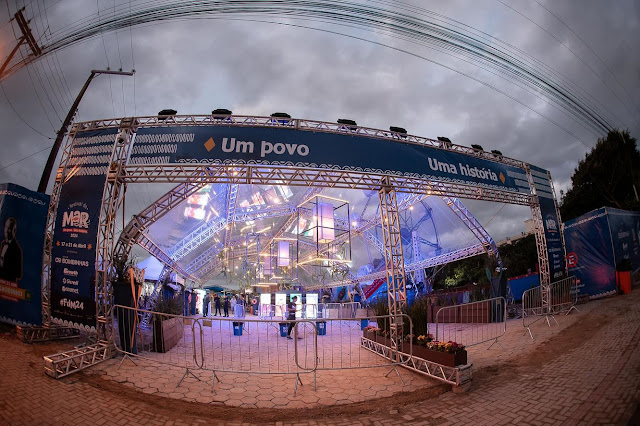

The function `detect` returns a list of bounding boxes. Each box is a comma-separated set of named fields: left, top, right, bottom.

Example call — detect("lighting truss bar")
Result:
left=357, top=193, right=429, bottom=233
left=223, top=184, right=239, bottom=247
left=44, top=343, right=111, bottom=379
left=168, top=217, right=227, bottom=260
left=259, top=187, right=324, bottom=256
left=71, top=115, right=527, bottom=169
left=440, top=193, right=502, bottom=266
left=361, top=229, right=386, bottom=255
left=307, top=243, right=486, bottom=289
left=136, top=231, right=198, bottom=281
left=121, top=164, right=531, bottom=206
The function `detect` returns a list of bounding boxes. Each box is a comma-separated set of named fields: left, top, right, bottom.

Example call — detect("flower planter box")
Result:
left=362, top=330, right=376, bottom=341
left=411, top=344, right=467, bottom=367
left=153, top=316, right=184, bottom=353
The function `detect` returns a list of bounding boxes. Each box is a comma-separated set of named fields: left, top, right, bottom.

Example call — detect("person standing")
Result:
left=286, top=296, right=301, bottom=339
left=214, top=294, right=222, bottom=316
left=223, top=296, right=230, bottom=317
left=203, top=292, right=210, bottom=317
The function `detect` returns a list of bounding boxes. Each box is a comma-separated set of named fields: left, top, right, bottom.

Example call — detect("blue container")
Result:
left=316, top=321, right=327, bottom=336
left=233, top=322, right=243, bottom=336
left=360, top=319, right=369, bottom=330
left=279, top=323, right=288, bottom=337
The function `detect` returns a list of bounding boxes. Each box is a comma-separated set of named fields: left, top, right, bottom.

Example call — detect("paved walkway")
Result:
left=1, top=290, right=639, bottom=425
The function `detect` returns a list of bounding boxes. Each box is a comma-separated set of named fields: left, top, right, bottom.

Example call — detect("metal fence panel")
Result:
left=434, top=297, right=507, bottom=348
left=112, top=305, right=199, bottom=370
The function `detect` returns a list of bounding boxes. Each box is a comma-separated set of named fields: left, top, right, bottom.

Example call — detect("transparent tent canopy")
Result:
left=126, top=182, right=488, bottom=290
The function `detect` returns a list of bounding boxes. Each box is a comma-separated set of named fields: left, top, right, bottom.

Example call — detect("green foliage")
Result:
left=404, top=296, right=429, bottom=337
left=154, top=293, right=183, bottom=317
left=499, top=234, right=538, bottom=277
left=561, top=130, right=640, bottom=221
left=371, top=298, right=389, bottom=334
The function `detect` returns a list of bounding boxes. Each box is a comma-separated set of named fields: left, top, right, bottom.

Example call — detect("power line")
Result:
left=0, top=80, right=54, bottom=139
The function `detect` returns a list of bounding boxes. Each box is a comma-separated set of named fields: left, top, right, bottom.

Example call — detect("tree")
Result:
left=561, top=130, right=640, bottom=221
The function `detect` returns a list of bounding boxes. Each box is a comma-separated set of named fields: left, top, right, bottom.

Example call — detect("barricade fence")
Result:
left=111, top=305, right=412, bottom=391
left=434, top=297, right=507, bottom=348
left=112, top=305, right=199, bottom=371
left=193, top=316, right=318, bottom=375
left=522, top=276, right=577, bottom=339
left=549, top=276, right=578, bottom=314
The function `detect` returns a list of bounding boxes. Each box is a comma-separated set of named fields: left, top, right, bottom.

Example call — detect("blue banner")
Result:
left=605, top=207, right=640, bottom=270
left=130, top=126, right=531, bottom=194
left=0, top=183, right=49, bottom=326
left=50, top=129, right=117, bottom=330
left=530, top=165, right=566, bottom=281
left=564, top=208, right=616, bottom=298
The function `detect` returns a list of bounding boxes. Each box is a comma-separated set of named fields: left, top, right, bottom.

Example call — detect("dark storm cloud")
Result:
left=0, top=0, right=638, bottom=243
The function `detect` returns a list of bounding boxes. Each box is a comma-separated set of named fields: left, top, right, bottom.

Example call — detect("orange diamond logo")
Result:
left=204, top=137, right=216, bottom=152
left=499, top=172, right=506, bottom=184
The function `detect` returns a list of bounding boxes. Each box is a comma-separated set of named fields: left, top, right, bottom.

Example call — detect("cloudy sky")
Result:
left=0, top=0, right=638, bottom=245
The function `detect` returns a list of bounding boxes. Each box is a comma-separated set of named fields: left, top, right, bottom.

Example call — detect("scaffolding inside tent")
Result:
left=129, top=181, right=499, bottom=306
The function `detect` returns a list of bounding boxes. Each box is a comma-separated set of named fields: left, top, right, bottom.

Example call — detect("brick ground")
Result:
left=1, top=290, right=639, bottom=425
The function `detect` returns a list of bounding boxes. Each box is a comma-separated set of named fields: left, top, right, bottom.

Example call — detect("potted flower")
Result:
left=412, top=339, right=467, bottom=367
left=362, top=325, right=379, bottom=341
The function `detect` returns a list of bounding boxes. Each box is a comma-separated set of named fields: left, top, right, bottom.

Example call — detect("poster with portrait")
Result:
left=0, top=183, right=49, bottom=326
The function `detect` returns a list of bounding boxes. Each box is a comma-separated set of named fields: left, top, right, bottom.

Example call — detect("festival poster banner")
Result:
left=564, top=208, right=616, bottom=298
left=0, top=183, right=49, bottom=325
left=529, top=165, right=566, bottom=281
left=605, top=207, right=640, bottom=270
left=50, top=129, right=117, bottom=330
left=129, top=126, right=531, bottom=194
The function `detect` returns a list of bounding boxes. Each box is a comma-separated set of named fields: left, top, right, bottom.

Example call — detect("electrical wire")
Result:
left=0, top=1, right=628, bottom=143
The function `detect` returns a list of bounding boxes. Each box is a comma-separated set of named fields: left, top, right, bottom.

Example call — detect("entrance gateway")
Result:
left=41, top=113, right=567, bottom=351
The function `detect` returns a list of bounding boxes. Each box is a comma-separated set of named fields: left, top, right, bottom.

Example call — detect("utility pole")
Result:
left=0, top=8, right=42, bottom=80
left=37, top=69, right=135, bottom=193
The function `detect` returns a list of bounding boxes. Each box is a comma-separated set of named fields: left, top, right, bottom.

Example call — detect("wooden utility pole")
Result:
left=0, top=8, right=41, bottom=80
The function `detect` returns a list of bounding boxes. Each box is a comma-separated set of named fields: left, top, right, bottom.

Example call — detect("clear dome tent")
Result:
left=125, top=182, right=497, bottom=295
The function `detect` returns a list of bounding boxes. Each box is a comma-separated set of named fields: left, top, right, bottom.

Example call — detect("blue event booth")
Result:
left=564, top=207, right=640, bottom=298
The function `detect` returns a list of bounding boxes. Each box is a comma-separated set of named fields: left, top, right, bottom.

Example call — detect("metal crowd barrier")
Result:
left=321, top=302, right=361, bottom=319
left=111, top=305, right=416, bottom=395
left=112, top=304, right=200, bottom=386
left=193, top=316, right=318, bottom=394
left=434, top=297, right=507, bottom=349
left=258, top=304, right=286, bottom=319
left=522, top=276, right=577, bottom=339
left=549, top=276, right=579, bottom=315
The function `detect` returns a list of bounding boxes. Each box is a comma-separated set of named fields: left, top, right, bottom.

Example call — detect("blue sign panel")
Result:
left=606, top=207, right=640, bottom=270
left=130, top=126, right=531, bottom=193
left=50, top=129, right=117, bottom=330
left=564, top=208, right=616, bottom=298
left=530, top=165, right=566, bottom=281
left=0, top=183, right=49, bottom=326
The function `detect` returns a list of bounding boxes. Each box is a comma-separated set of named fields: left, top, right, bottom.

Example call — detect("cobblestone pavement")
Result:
left=1, top=290, right=639, bottom=425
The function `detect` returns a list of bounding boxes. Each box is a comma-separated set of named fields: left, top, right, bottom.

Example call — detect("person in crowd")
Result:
left=214, top=294, right=222, bottom=316
left=230, top=294, right=237, bottom=310
left=203, top=292, right=210, bottom=317
left=286, top=296, right=302, bottom=339
left=223, top=296, right=230, bottom=317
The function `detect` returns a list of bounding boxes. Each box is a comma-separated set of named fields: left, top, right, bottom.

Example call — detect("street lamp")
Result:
left=37, top=68, right=135, bottom=193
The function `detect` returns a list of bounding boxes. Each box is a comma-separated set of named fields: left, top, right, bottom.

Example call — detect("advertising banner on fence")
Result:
left=605, top=207, right=640, bottom=270
left=50, top=129, right=117, bottom=330
left=564, top=209, right=616, bottom=298
left=129, top=126, right=533, bottom=194
left=0, top=183, right=49, bottom=325
left=530, top=165, right=566, bottom=281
